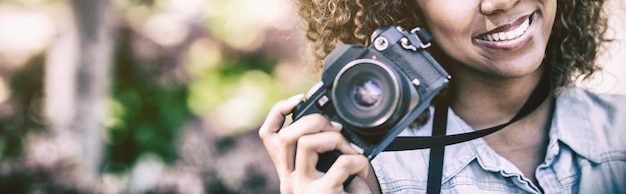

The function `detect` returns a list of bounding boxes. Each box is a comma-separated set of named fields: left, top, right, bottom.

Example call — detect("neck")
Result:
left=449, top=64, right=553, bottom=185
left=450, top=66, right=545, bottom=129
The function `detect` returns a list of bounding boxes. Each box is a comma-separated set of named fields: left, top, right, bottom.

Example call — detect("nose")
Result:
left=480, top=0, right=520, bottom=15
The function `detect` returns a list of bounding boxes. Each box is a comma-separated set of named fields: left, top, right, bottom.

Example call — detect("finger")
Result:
left=294, top=131, right=360, bottom=177
left=278, top=114, right=342, bottom=147
left=344, top=176, right=372, bottom=194
left=322, top=154, right=369, bottom=188
left=258, top=94, right=303, bottom=180
left=278, top=114, right=343, bottom=173
left=258, top=94, right=304, bottom=139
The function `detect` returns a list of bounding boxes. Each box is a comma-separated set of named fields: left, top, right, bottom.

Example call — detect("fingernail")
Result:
left=350, top=143, right=364, bottom=154
left=288, top=94, right=304, bottom=103
left=330, top=121, right=342, bottom=130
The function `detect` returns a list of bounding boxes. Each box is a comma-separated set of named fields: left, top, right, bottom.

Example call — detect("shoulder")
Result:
left=556, top=86, right=626, bottom=109
left=555, top=86, right=626, bottom=130
left=554, top=86, right=626, bottom=163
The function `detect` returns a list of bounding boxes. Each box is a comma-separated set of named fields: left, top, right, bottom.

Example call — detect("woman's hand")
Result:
left=259, top=94, right=371, bottom=194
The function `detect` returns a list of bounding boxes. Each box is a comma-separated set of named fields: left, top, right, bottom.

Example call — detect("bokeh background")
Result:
left=0, top=0, right=624, bottom=193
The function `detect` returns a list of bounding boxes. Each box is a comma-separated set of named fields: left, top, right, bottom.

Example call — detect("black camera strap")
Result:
left=383, top=71, right=551, bottom=194
left=426, top=97, right=449, bottom=194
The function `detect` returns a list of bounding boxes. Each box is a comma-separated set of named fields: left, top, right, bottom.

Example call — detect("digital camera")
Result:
left=292, top=26, right=450, bottom=172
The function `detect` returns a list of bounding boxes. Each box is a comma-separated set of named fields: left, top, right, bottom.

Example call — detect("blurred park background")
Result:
left=0, top=0, right=624, bottom=193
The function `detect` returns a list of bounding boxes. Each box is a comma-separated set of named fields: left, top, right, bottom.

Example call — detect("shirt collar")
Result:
left=439, top=87, right=602, bottom=180
left=441, top=108, right=526, bottom=181
left=441, top=107, right=540, bottom=193
left=435, top=87, right=619, bottom=181
left=439, top=109, right=479, bottom=182
left=552, top=87, right=614, bottom=163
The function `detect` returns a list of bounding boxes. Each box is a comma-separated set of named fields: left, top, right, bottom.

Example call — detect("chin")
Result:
left=488, top=49, right=546, bottom=79
left=491, top=61, right=544, bottom=79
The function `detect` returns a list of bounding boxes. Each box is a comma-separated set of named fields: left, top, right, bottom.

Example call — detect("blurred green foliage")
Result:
left=0, top=0, right=309, bottom=181
left=104, top=29, right=193, bottom=173
left=103, top=0, right=308, bottom=171
left=186, top=42, right=305, bottom=135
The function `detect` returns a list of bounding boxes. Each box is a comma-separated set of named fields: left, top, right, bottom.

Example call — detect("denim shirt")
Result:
left=371, top=87, right=626, bottom=193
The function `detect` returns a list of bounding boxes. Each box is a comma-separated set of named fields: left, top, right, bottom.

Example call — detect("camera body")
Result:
left=292, top=26, right=450, bottom=172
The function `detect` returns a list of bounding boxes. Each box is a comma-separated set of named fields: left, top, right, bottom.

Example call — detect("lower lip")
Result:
left=473, top=12, right=537, bottom=50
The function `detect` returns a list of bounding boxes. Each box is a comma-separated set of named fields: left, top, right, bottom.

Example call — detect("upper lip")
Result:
left=475, top=12, right=534, bottom=38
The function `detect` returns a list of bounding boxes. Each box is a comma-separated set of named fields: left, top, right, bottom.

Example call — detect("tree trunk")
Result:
left=46, top=0, right=116, bottom=186
left=70, top=0, right=116, bottom=184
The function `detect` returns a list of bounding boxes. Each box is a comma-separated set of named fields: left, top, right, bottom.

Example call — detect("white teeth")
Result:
left=498, top=32, right=507, bottom=40
left=481, top=17, right=530, bottom=41
left=516, top=18, right=530, bottom=36
left=506, top=31, right=515, bottom=39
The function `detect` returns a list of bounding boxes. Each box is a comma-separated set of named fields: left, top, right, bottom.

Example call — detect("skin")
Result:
left=259, top=0, right=558, bottom=192
left=418, top=0, right=557, bottom=186
left=258, top=94, right=371, bottom=193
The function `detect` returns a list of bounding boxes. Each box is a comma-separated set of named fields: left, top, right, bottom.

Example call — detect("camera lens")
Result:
left=332, top=59, right=412, bottom=143
left=354, top=79, right=382, bottom=107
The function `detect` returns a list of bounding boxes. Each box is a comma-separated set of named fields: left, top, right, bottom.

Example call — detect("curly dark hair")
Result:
left=295, top=0, right=610, bottom=88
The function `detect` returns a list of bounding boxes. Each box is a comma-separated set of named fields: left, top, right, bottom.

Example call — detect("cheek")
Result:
left=418, top=1, right=477, bottom=59
left=424, top=6, right=472, bottom=35
left=419, top=0, right=475, bottom=37
left=543, top=2, right=557, bottom=40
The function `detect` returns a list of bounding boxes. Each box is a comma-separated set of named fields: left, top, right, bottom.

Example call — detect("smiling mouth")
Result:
left=477, top=13, right=534, bottom=42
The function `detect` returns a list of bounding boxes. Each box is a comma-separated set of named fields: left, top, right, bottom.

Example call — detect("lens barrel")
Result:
left=332, top=59, right=413, bottom=142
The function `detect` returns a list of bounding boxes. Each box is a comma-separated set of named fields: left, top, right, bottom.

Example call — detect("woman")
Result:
left=259, top=0, right=626, bottom=193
